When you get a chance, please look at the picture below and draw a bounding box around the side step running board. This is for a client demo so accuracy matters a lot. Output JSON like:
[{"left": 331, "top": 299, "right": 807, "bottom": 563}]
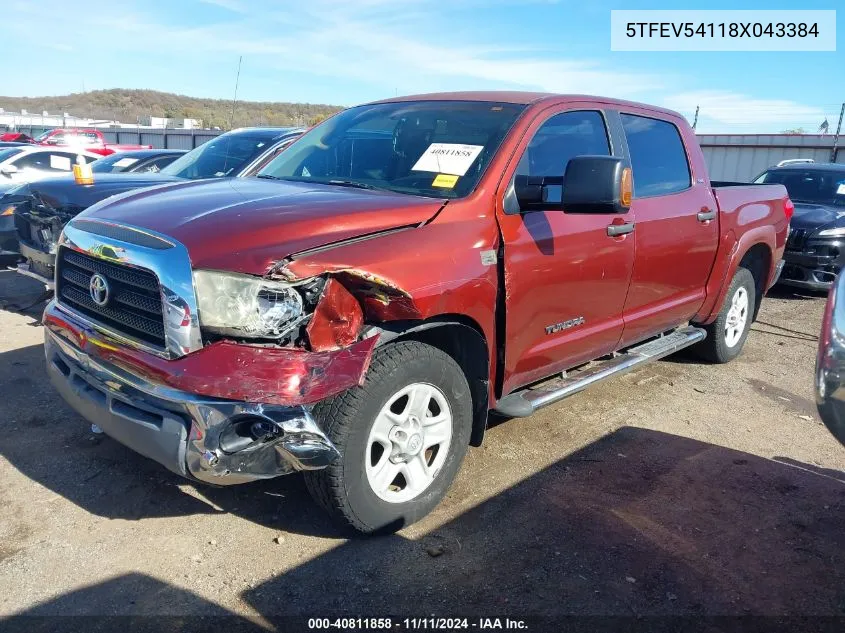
[{"left": 493, "top": 326, "right": 706, "bottom": 418}]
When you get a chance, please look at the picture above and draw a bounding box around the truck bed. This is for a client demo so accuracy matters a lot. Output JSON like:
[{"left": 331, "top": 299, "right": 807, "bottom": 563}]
[{"left": 711, "top": 182, "right": 789, "bottom": 216}]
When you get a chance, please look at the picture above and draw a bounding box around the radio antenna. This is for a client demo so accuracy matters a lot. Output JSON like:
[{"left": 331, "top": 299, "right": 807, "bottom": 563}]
[{"left": 229, "top": 56, "right": 242, "bottom": 130}]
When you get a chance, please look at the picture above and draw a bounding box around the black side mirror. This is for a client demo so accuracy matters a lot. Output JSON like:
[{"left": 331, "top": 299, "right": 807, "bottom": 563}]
[
  {"left": 562, "top": 155, "right": 631, "bottom": 214},
  {"left": 513, "top": 174, "right": 564, "bottom": 211}
]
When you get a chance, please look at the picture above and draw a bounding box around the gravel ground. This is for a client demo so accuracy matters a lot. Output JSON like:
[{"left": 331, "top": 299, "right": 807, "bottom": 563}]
[{"left": 0, "top": 269, "right": 843, "bottom": 623}]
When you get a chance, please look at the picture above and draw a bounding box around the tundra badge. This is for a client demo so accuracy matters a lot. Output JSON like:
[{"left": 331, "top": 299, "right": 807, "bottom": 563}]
[{"left": 545, "top": 316, "right": 585, "bottom": 335}]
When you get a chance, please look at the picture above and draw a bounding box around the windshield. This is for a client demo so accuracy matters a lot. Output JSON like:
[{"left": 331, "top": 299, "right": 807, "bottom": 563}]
[
  {"left": 34, "top": 131, "right": 54, "bottom": 142},
  {"left": 160, "top": 134, "right": 274, "bottom": 179},
  {"left": 0, "top": 148, "right": 24, "bottom": 162},
  {"left": 91, "top": 153, "right": 139, "bottom": 173},
  {"left": 257, "top": 100, "right": 525, "bottom": 198},
  {"left": 755, "top": 168, "right": 845, "bottom": 207}
]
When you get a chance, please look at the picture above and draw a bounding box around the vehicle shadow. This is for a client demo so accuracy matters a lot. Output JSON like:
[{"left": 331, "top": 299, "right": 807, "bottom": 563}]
[
  {"left": 241, "top": 427, "right": 845, "bottom": 616},
  {"left": 0, "top": 342, "right": 343, "bottom": 538},
  {"left": 0, "top": 269, "right": 50, "bottom": 320},
  {"left": 766, "top": 285, "right": 828, "bottom": 301},
  {"left": 3, "top": 428, "right": 844, "bottom": 623},
  {"left": 1, "top": 573, "right": 259, "bottom": 633}
]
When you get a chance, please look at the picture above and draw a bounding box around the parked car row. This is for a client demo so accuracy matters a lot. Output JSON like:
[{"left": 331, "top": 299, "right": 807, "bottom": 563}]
[
  {"left": 0, "top": 147, "right": 181, "bottom": 257},
  {"left": 1, "top": 126, "right": 303, "bottom": 280},
  {"left": 6, "top": 91, "right": 796, "bottom": 534}
]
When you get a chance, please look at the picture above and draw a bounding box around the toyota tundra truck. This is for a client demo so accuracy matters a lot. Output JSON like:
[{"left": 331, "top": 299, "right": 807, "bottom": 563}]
[{"left": 42, "top": 92, "right": 792, "bottom": 534}]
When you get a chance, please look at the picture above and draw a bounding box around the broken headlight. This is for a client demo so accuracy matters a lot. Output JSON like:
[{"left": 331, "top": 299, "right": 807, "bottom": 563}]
[{"left": 193, "top": 269, "right": 308, "bottom": 339}]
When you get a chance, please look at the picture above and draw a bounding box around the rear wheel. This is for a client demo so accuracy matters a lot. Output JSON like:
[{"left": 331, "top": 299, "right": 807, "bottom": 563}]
[
  {"left": 695, "top": 267, "right": 756, "bottom": 363},
  {"left": 304, "top": 341, "right": 472, "bottom": 534}
]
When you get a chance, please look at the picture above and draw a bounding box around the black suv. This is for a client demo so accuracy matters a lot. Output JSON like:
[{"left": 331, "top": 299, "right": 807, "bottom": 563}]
[{"left": 755, "top": 162, "right": 845, "bottom": 291}]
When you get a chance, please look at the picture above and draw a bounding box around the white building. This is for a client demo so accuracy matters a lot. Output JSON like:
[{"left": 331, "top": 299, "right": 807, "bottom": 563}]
[
  {"left": 138, "top": 116, "right": 202, "bottom": 129},
  {"left": 1, "top": 109, "right": 205, "bottom": 132},
  {"left": 0, "top": 108, "right": 91, "bottom": 130}
]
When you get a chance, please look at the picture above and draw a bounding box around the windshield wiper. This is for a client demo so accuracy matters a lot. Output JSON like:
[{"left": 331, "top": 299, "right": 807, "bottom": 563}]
[
  {"left": 326, "top": 179, "right": 382, "bottom": 191},
  {"left": 255, "top": 174, "right": 281, "bottom": 180}
]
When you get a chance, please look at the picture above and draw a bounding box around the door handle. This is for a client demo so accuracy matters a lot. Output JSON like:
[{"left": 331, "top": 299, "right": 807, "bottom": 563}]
[
  {"left": 697, "top": 209, "right": 717, "bottom": 222},
  {"left": 607, "top": 222, "right": 634, "bottom": 237}
]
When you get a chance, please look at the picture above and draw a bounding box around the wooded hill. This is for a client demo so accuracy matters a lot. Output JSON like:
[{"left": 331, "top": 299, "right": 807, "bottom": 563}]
[{"left": 0, "top": 89, "right": 343, "bottom": 129}]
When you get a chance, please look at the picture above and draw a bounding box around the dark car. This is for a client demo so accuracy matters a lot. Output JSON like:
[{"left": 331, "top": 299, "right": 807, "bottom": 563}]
[
  {"left": 816, "top": 271, "right": 845, "bottom": 445},
  {"left": 754, "top": 162, "right": 845, "bottom": 290},
  {"left": 90, "top": 149, "right": 187, "bottom": 174},
  {"left": 5, "top": 127, "right": 303, "bottom": 283}
]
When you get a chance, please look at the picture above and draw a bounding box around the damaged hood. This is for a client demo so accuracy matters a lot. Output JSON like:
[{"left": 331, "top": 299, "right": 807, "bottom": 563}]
[
  {"left": 79, "top": 178, "right": 447, "bottom": 273},
  {"left": 790, "top": 202, "right": 845, "bottom": 233}
]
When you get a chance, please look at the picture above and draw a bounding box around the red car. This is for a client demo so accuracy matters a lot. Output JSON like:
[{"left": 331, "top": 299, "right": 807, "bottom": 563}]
[
  {"left": 42, "top": 92, "right": 791, "bottom": 533},
  {"left": 0, "top": 132, "right": 34, "bottom": 143},
  {"left": 34, "top": 128, "right": 151, "bottom": 156}
]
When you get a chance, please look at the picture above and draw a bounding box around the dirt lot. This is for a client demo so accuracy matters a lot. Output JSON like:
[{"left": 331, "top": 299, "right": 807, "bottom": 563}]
[{"left": 0, "top": 269, "right": 843, "bottom": 625}]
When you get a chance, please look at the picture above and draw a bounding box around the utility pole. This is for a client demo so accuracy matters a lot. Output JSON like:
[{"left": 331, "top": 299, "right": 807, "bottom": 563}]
[
  {"left": 692, "top": 105, "right": 700, "bottom": 130},
  {"left": 831, "top": 102, "right": 845, "bottom": 163},
  {"left": 229, "top": 56, "right": 242, "bottom": 130}
]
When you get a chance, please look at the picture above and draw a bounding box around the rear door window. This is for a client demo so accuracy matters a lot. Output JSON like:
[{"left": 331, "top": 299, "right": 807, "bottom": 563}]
[{"left": 620, "top": 114, "right": 691, "bottom": 197}]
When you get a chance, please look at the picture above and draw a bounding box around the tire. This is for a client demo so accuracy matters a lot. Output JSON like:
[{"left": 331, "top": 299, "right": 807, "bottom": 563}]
[
  {"left": 695, "top": 267, "right": 756, "bottom": 363},
  {"left": 304, "top": 341, "right": 473, "bottom": 535}
]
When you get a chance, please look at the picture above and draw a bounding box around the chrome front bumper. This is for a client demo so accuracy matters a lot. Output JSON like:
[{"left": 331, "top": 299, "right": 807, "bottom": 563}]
[{"left": 45, "top": 328, "right": 340, "bottom": 485}]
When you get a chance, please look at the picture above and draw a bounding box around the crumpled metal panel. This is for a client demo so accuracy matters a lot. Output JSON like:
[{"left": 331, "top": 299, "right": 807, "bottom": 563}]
[
  {"left": 306, "top": 277, "right": 364, "bottom": 352},
  {"left": 44, "top": 306, "right": 378, "bottom": 406}
]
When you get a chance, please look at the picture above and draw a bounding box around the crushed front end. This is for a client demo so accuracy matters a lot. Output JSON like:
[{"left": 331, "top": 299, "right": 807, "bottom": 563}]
[
  {"left": 12, "top": 192, "right": 77, "bottom": 285},
  {"left": 44, "top": 219, "right": 379, "bottom": 484}
]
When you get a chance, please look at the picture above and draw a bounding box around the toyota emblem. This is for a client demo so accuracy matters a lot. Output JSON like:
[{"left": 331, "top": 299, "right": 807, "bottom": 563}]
[{"left": 89, "top": 273, "right": 110, "bottom": 306}]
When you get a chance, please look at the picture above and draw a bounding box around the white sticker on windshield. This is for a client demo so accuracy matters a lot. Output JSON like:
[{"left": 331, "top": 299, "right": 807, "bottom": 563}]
[
  {"left": 50, "top": 155, "right": 72, "bottom": 171},
  {"left": 837, "top": 183, "right": 845, "bottom": 195},
  {"left": 113, "top": 157, "right": 139, "bottom": 168},
  {"left": 412, "top": 143, "right": 484, "bottom": 176}
]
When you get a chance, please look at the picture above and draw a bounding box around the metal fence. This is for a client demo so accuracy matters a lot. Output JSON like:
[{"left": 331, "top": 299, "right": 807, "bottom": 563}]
[
  {"left": 7, "top": 126, "right": 845, "bottom": 182},
  {"left": 698, "top": 134, "right": 845, "bottom": 182},
  {"left": 8, "top": 126, "right": 223, "bottom": 150}
]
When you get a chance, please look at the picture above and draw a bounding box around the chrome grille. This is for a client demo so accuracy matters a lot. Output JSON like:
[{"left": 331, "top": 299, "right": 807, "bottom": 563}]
[{"left": 56, "top": 247, "right": 166, "bottom": 347}]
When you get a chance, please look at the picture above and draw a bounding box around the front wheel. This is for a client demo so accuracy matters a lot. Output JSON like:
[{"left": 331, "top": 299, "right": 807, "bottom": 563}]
[
  {"left": 694, "top": 267, "right": 756, "bottom": 363},
  {"left": 304, "top": 341, "right": 472, "bottom": 534}
]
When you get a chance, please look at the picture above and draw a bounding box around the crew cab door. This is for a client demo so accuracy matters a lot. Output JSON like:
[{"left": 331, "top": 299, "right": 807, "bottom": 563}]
[
  {"left": 496, "top": 105, "right": 635, "bottom": 396},
  {"left": 613, "top": 110, "right": 720, "bottom": 346}
]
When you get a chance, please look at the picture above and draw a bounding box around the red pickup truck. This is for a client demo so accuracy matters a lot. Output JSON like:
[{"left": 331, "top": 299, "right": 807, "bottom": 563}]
[
  {"left": 43, "top": 92, "right": 791, "bottom": 533},
  {"left": 35, "top": 128, "right": 151, "bottom": 156}
]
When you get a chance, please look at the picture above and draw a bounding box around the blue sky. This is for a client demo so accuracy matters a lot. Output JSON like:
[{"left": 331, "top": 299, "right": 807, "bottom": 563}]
[{"left": 6, "top": 0, "right": 843, "bottom": 133}]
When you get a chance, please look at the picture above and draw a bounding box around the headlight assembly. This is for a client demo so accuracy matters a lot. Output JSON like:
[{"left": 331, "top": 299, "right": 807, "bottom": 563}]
[
  {"left": 193, "top": 269, "right": 310, "bottom": 339},
  {"left": 816, "top": 227, "right": 845, "bottom": 238}
]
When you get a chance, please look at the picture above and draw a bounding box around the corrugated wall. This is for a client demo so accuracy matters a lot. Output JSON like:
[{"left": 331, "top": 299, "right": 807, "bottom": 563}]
[{"left": 698, "top": 134, "right": 845, "bottom": 182}]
